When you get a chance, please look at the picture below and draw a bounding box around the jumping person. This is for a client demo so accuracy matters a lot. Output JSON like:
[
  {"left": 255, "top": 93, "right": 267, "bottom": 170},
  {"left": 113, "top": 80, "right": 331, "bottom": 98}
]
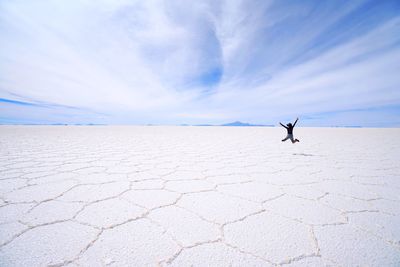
[{"left": 280, "top": 118, "right": 300, "bottom": 143}]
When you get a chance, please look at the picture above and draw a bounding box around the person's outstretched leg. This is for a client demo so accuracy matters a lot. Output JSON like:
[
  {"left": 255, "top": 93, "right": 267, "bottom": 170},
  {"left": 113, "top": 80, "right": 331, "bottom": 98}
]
[
  {"left": 282, "top": 135, "right": 290, "bottom": 142},
  {"left": 290, "top": 136, "right": 300, "bottom": 143}
]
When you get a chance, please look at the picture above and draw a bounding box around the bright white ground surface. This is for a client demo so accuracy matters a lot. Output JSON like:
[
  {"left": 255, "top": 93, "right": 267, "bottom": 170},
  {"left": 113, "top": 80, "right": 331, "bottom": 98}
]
[{"left": 0, "top": 126, "right": 399, "bottom": 267}]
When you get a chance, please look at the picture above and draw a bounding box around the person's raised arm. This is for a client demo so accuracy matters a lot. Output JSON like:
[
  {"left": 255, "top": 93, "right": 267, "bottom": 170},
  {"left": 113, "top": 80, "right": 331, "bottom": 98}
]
[
  {"left": 293, "top": 118, "right": 299, "bottom": 127},
  {"left": 280, "top": 122, "right": 288, "bottom": 129}
]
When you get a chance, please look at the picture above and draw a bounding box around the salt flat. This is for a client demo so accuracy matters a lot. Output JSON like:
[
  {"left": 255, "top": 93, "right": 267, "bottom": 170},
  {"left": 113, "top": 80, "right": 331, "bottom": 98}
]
[{"left": 0, "top": 126, "right": 399, "bottom": 266}]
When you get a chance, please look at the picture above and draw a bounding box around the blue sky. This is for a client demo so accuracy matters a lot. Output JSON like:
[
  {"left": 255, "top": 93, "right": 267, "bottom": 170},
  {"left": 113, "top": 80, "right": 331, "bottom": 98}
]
[{"left": 1, "top": 0, "right": 400, "bottom": 126}]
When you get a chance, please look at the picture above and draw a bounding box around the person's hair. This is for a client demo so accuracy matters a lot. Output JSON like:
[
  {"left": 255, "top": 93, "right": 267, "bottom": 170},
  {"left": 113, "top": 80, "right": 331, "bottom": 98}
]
[{"left": 287, "top": 123, "right": 292, "bottom": 127}]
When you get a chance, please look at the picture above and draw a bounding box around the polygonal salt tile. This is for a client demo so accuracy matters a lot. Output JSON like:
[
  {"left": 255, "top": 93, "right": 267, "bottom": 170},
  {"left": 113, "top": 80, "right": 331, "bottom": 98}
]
[
  {"left": 207, "top": 174, "right": 252, "bottom": 184},
  {"left": 40, "top": 157, "right": 67, "bottom": 164},
  {"left": 318, "top": 180, "right": 381, "bottom": 200},
  {"left": 22, "top": 165, "right": 58, "bottom": 173},
  {"left": 4, "top": 161, "right": 37, "bottom": 169},
  {"left": 284, "top": 256, "right": 334, "bottom": 267},
  {"left": 351, "top": 175, "right": 387, "bottom": 185},
  {"left": 131, "top": 179, "right": 164, "bottom": 190},
  {"left": 175, "top": 164, "right": 206, "bottom": 172},
  {"left": 380, "top": 175, "right": 400, "bottom": 188},
  {"left": 319, "top": 166, "right": 356, "bottom": 181},
  {"left": 19, "top": 171, "right": 57, "bottom": 179},
  {"left": 134, "top": 165, "right": 155, "bottom": 174},
  {"left": 106, "top": 165, "right": 137, "bottom": 174},
  {"left": 224, "top": 212, "right": 316, "bottom": 264},
  {"left": 21, "top": 201, "right": 83, "bottom": 226},
  {"left": 365, "top": 184, "right": 400, "bottom": 201},
  {"left": 217, "top": 182, "right": 283, "bottom": 202},
  {"left": 93, "top": 160, "right": 120, "bottom": 168},
  {"left": 177, "top": 191, "right": 261, "bottom": 224},
  {"left": 121, "top": 189, "right": 180, "bottom": 209},
  {"left": 0, "top": 164, "right": 10, "bottom": 171},
  {"left": 320, "top": 193, "right": 375, "bottom": 212},
  {"left": 263, "top": 195, "right": 345, "bottom": 225},
  {"left": 75, "top": 198, "right": 146, "bottom": 228},
  {"left": 165, "top": 180, "right": 215, "bottom": 193},
  {"left": 337, "top": 167, "right": 385, "bottom": 179},
  {"left": 76, "top": 219, "right": 179, "bottom": 266},
  {"left": 281, "top": 184, "right": 328, "bottom": 200},
  {"left": 155, "top": 162, "right": 179, "bottom": 169},
  {"left": 66, "top": 158, "right": 96, "bottom": 164},
  {"left": 59, "top": 181, "right": 129, "bottom": 202},
  {"left": 128, "top": 171, "right": 160, "bottom": 181},
  {"left": 370, "top": 199, "right": 400, "bottom": 215},
  {"left": 348, "top": 212, "right": 400, "bottom": 246},
  {"left": 74, "top": 173, "right": 126, "bottom": 184},
  {"left": 63, "top": 262, "right": 79, "bottom": 267},
  {"left": 167, "top": 242, "right": 271, "bottom": 266},
  {"left": 195, "top": 163, "right": 226, "bottom": 173},
  {"left": 30, "top": 172, "right": 78, "bottom": 184},
  {"left": 0, "top": 178, "right": 27, "bottom": 195},
  {"left": 148, "top": 206, "right": 220, "bottom": 247},
  {"left": 203, "top": 168, "right": 248, "bottom": 177},
  {"left": 0, "top": 222, "right": 28, "bottom": 246},
  {"left": 262, "top": 171, "right": 322, "bottom": 186},
  {"left": 55, "top": 163, "right": 92, "bottom": 172},
  {"left": 163, "top": 170, "right": 204, "bottom": 181},
  {"left": 72, "top": 166, "right": 107, "bottom": 175},
  {"left": 0, "top": 173, "right": 23, "bottom": 181},
  {"left": 148, "top": 168, "right": 176, "bottom": 177},
  {"left": 245, "top": 171, "right": 278, "bottom": 180},
  {"left": 314, "top": 224, "right": 400, "bottom": 266},
  {"left": 0, "top": 203, "right": 35, "bottom": 224},
  {"left": 0, "top": 221, "right": 99, "bottom": 266},
  {"left": 4, "top": 180, "right": 77, "bottom": 203}
]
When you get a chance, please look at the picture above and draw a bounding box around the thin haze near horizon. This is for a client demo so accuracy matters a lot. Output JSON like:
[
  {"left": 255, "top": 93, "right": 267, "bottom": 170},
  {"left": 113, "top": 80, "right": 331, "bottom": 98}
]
[{"left": 1, "top": 0, "right": 400, "bottom": 127}]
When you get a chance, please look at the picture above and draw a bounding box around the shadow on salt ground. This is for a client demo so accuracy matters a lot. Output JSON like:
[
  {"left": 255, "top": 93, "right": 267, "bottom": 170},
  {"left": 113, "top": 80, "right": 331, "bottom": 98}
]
[
  {"left": 292, "top": 153, "right": 326, "bottom": 157},
  {"left": 292, "top": 153, "right": 315, "bottom": 157}
]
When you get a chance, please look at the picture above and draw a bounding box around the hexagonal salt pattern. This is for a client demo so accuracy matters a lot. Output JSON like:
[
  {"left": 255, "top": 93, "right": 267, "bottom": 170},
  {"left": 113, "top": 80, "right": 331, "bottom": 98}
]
[
  {"left": 224, "top": 212, "right": 317, "bottom": 264},
  {"left": 148, "top": 206, "right": 220, "bottom": 247},
  {"left": 75, "top": 219, "right": 180, "bottom": 266},
  {"left": 0, "top": 222, "right": 99, "bottom": 266},
  {"left": 167, "top": 242, "right": 271, "bottom": 266},
  {"left": 0, "top": 126, "right": 399, "bottom": 266},
  {"left": 75, "top": 198, "right": 146, "bottom": 228},
  {"left": 314, "top": 224, "right": 400, "bottom": 266}
]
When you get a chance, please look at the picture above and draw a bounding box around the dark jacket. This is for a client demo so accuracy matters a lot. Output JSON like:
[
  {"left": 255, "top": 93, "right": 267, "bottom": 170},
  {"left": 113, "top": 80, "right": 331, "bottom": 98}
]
[{"left": 280, "top": 118, "right": 298, "bottom": 134}]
